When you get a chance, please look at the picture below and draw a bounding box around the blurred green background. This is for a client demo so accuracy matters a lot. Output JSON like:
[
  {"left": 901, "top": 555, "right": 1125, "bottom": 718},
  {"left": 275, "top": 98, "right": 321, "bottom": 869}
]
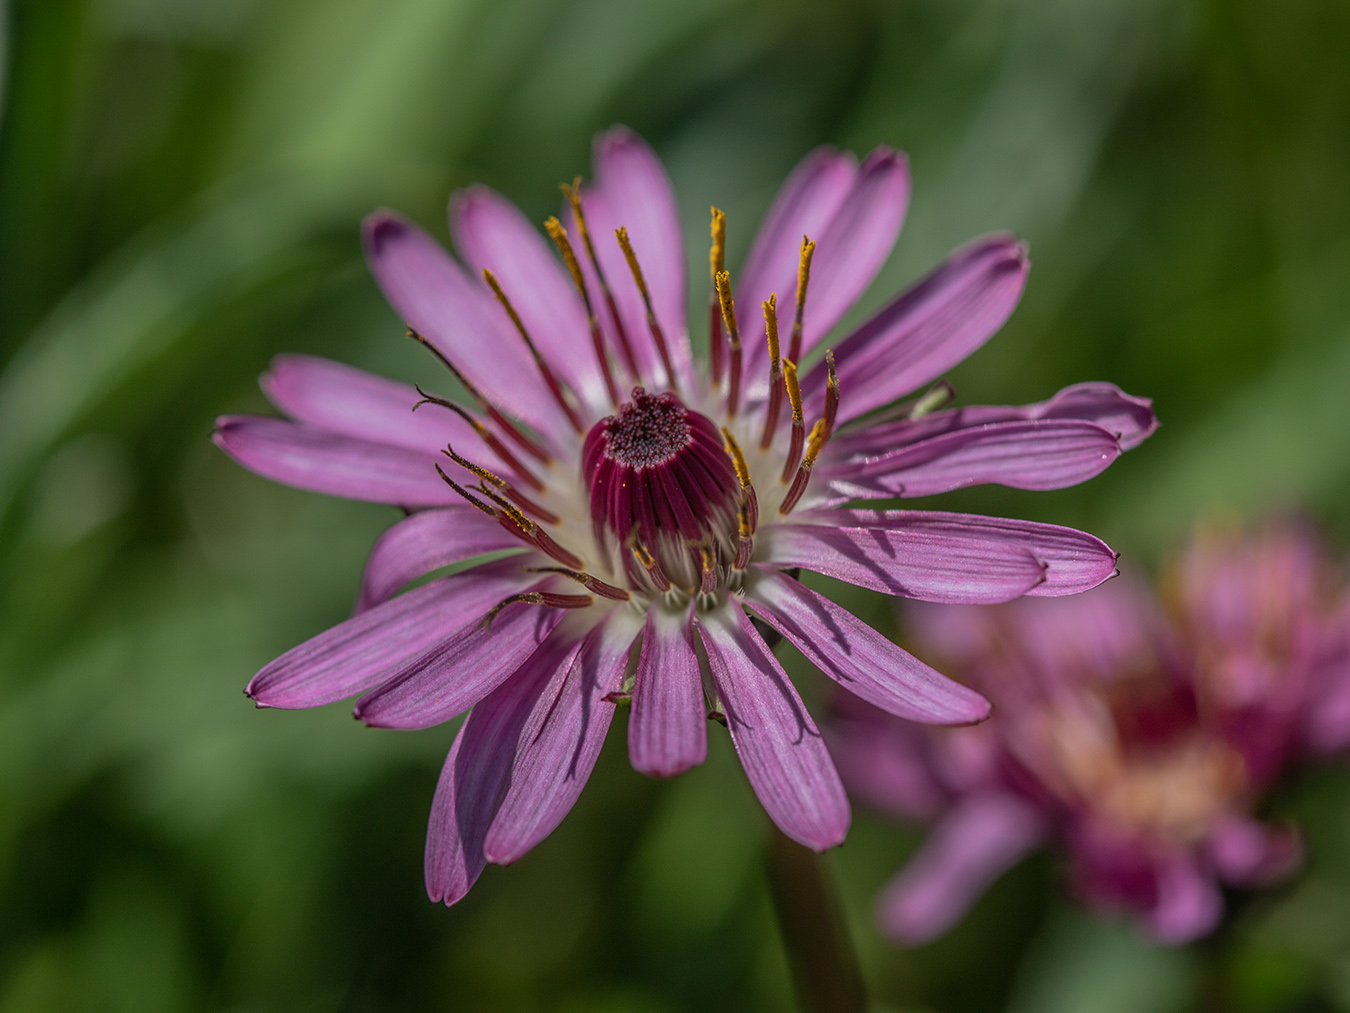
[{"left": 2, "top": 0, "right": 1349, "bottom": 1009}]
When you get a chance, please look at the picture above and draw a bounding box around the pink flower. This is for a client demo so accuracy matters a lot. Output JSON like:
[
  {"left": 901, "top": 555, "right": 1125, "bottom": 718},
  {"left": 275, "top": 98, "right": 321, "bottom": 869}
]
[
  {"left": 831, "top": 524, "right": 1350, "bottom": 945},
  {"left": 214, "top": 127, "right": 1155, "bottom": 906}
]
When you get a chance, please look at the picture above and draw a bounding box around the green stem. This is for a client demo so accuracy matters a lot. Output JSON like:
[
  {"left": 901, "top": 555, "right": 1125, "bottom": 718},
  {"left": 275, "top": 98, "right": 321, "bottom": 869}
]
[{"left": 765, "top": 824, "right": 867, "bottom": 1013}]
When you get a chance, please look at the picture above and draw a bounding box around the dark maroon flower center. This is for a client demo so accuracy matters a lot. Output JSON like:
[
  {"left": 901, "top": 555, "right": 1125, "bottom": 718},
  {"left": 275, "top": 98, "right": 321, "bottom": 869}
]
[{"left": 582, "top": 388, "right": 740, "bottom": 588}]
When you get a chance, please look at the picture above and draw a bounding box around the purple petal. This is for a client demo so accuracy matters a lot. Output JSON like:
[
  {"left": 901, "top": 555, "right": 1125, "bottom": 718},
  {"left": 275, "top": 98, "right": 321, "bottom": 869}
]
[
  {"left": 797, "top": 148, "right": 911, "bottom": 356},
  {"left": 697, "top": 599, "right": 850, "bottom": 851},
  {"left": 764, "top": 518, "right": 1047, "bottom": 604},
  {"left": 1207, "top": 815, "right": 1303, "bottom": 887},
  {"left": 738, "top": 148, "right": 858, "bottom": 386},
  {"left": 362, "top": 211, "right": 569, "bottom": 438},
  {"left": 213, "top": 415, "right": 458, "bottom": 507},
  {"left": 798, "top": 509, "right": 1120, "bottom": 598},
  {"left": 484, "top": 607, "right": 645, "bottom": 864},
  {"left": 450, "top": 186, "right": 605, "bottom": 410},
  {"left": 823, "top": 703, "right": 950, "bottom": 820},
  {"left": 355, "top": 507, "right": 525, "bottom": 612},
  {"left": 1304, "top": 652, "right": 1350, "bottom": 753},
  {"left": 877, "top": 793, "right": 1044, "bottom": 944},
  {"left": 1146, "top": 855, "right": 1223, "bottom": 944},
  {"left": 247, "top": 556, "right": 535, "bottom": 708},
  {"left": 261, "top": 354, "right": 493, "bottom": 461},
  {"left": 424, "top": 645, "right": 568, "bottom": 905},
  {"left": 743, "top": 567, "right": 988, "bottom": 724},
  {"left": 629, "top": 602, "right": 707, "bottom": 777},
  {"left": 572, "top": 127, "right": 690, "bottom": 387},
  {"left": 822, "top": 419, "right": 1122, "bottom": 500},
  {"left": 832, "top": 381, "right": 1158, "bottom": 459},
  {"left": 806, "top": 235, "right": 1028, "bottom": 424},
  {"left": 353, "top": 597, "right": 567, "bottom": 730}
]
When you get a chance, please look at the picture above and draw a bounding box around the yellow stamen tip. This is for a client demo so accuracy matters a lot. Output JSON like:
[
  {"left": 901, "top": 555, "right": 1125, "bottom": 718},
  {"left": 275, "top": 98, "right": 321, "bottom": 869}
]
[
  {"left": 721, "top": 427, "right": 752, "bottom": 489},
  {"left": 803, "top": 419, "right": 827, "bottom": 468},
  {"left": 715, "top": 269, "right": 738, "bottom": 343},
  {"left": 783, "top": 359, "right": 803, "bottom": 423},
  {"left": 615, "top": 226, "right": 651, "bottom": 303},
  {"left": 763, "top": 293, "right": 780, "bottom": 363},
  {"left": 796, "top": 236, "right": 816, "bottom": 315},
  {"left": 710, "top": 207, "right": 726, "bottom": 279}
]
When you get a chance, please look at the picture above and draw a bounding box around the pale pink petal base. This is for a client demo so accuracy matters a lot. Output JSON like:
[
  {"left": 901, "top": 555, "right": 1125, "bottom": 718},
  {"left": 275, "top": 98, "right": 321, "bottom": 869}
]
[{"left": 629, "top": 602, "right": 707, "bottom": 778}]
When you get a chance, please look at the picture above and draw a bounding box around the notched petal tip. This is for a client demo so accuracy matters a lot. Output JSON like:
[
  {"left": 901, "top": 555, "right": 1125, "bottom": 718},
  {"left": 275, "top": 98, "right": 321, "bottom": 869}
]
[{"left": 361, "top": 209, "right": 411, "bottom": 258}]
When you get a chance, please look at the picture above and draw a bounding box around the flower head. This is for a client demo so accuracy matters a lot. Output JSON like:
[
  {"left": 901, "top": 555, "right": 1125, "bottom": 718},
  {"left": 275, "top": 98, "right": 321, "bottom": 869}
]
[
  {"left": 214, "top": 127, "right": 1155, "bottom": 905},
  {"left": 830, "top": 523, "right": 1350, "bottom": 945}
]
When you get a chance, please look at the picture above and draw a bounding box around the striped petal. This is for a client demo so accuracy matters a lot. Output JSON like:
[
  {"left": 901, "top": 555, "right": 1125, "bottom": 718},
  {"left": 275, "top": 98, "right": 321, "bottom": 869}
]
[
  {"left": 261, "top": 354, "right": 493, "bottom": 460},
  {"left": 484, "top": 606, "right": 645, "bottom": 864},
  {"left": 697, "top": 598, "right": 849, "bottom": 851},
  {"left": 362, "top": 211, "right": 570, "bottom": 438},
  {"left": 353, "top": 596, "right": 565, "bottom": 730},
  {"left": 806, "top": 235, "right": 1028, "bottom": 423},
  {"left": 629, "top": 601, "right": 706, "bottom": 778},
  {"left": 797, "top": 509, "right": 1119, "bottom": 598},
  {"left": 764, "top": 518, "right": 1047, "bottom": 604},
  {"left": 247, "top": 556, "right": 534, "bottom": 708},
  {"left": 450, "top": 186, "right": 605, "bottom": 410},
  {"left": 822, "top": 419, "right": 1122, "bottom": 500},
  {"left": 355, "top": 507, "right": 525, "bottom": 612},
  {"left": 213, "top": 415, "right": 457, "bottom": 507},
  {"left": 743, "top": 567, "right": 989, "bottom": 724}
]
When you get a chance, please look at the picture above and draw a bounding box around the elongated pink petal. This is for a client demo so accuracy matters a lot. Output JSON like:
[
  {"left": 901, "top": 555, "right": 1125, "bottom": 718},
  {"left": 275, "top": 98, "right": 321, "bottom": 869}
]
[
  {"left": 697, "top": 599, "right": 849, "bottom": 851},
  {"left": 738, "top": 148, "right": 858, "bottom": 387},
  {"left": 571, "top": 127, "right": 690, "bottom": 387},
  {"left": 450, "top": 186, "right": 605, "bottom": 410},
  {"left": 1147, "top": 855, "right": 1223, "bottom": 944},
  {"left": 425, "top": 646, "right": 570, "bottom": 905},
  {"left": 807, "top": 235, "right": 1028, "bottom": 424},
  {"left": 877, "top": 793, "right": 1044, "bottom": 944},
  {"left": 1207, "top": 815, "right": 1302, "bottom": 887},
  {"left": 798, "top": 509, "right": 1120, "bottom": 597},
  {"left": 763, "top": 520, "right": 1047, "bottom": 604},
  {"left": 743, "top": 567, "right": 989, "bottom": 724},
  {"left": 355, "top": 507, "right": 526, "bottom": 612},
  {"left": 797, "top": 148, "right": 911, "bottom": 356},
  {"left": 822, "top": 419, "right": 1122, "bottom": 500},
  {"left": 831, "top": 381, "right": 1158, "bottom": 459},
  {"left": 261, "top": 354, "right": 493, "bottom": 460},
  {"left": 213, "top": 415, "right": 456, "bottom": 507},
  {"left": 362, "top": 212, "right": 569, "bottom": 437},
  {"left": 353, "top": 598, "right": 566, "bottom": 729},
  {"left": 247, "top": 556, "right": 535, "bottom": 708},
  {"left": 629, "top": 602, "right": 707, "bottom": 777},
  {"left": 484, "top": 607, "right": 645, "bottom": 864},
  {"left": 824, "top": 704, "right": 950, "bottom": 820}
]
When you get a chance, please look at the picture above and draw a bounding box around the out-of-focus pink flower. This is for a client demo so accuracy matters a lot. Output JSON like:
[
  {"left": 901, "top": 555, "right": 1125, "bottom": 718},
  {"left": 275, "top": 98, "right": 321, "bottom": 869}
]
[
  {"left": 214, "top": 127, "right": 1155, "bottom": 906},
  {"left": 831, "top": 524, "right": 1350, "bottom": 945}
]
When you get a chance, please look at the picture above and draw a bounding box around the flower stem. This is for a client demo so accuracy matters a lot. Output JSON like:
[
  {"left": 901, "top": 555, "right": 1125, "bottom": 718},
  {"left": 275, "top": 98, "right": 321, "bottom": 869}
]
[{"left": 765, "top": 824, "right": 867, "bottom": 1013}]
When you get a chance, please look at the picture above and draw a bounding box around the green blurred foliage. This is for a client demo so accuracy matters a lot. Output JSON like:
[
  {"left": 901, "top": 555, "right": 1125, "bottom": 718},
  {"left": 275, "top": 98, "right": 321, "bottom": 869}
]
[{"left": 0, "top": 0, "right": 1348, "bottom": 1009}]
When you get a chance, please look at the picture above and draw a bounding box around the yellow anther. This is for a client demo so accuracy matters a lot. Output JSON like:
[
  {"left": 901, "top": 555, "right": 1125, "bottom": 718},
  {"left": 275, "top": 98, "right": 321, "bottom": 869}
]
[
  {"left": 710, "top": 207, "right": 726, "bottom": 280},
  {"left": 795, "top": 235, "right": 816, "bottom": 321},
  {"left": 721, "top": 428, "right": 752, "bottom": 490},
  {"left": 615, "top": 226, "right": 651, "bottom": 303},
  {"left": 763, "top": 293, "right": 780, "bottom": 365},
  {"left": 715, "top": 269, "right": 739, "bottom": 345},
  {"left": 442, "top": 446, "right": 506, "bottom": 489},
  {"left": 545, "top": 217, "right": 590, "bottom": 308},
  {"left": 783, "top": 359, "right": 803, "bottom": 425},
  {"left": 802, "top": 419, "right": 828, "bottom": 470}
]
